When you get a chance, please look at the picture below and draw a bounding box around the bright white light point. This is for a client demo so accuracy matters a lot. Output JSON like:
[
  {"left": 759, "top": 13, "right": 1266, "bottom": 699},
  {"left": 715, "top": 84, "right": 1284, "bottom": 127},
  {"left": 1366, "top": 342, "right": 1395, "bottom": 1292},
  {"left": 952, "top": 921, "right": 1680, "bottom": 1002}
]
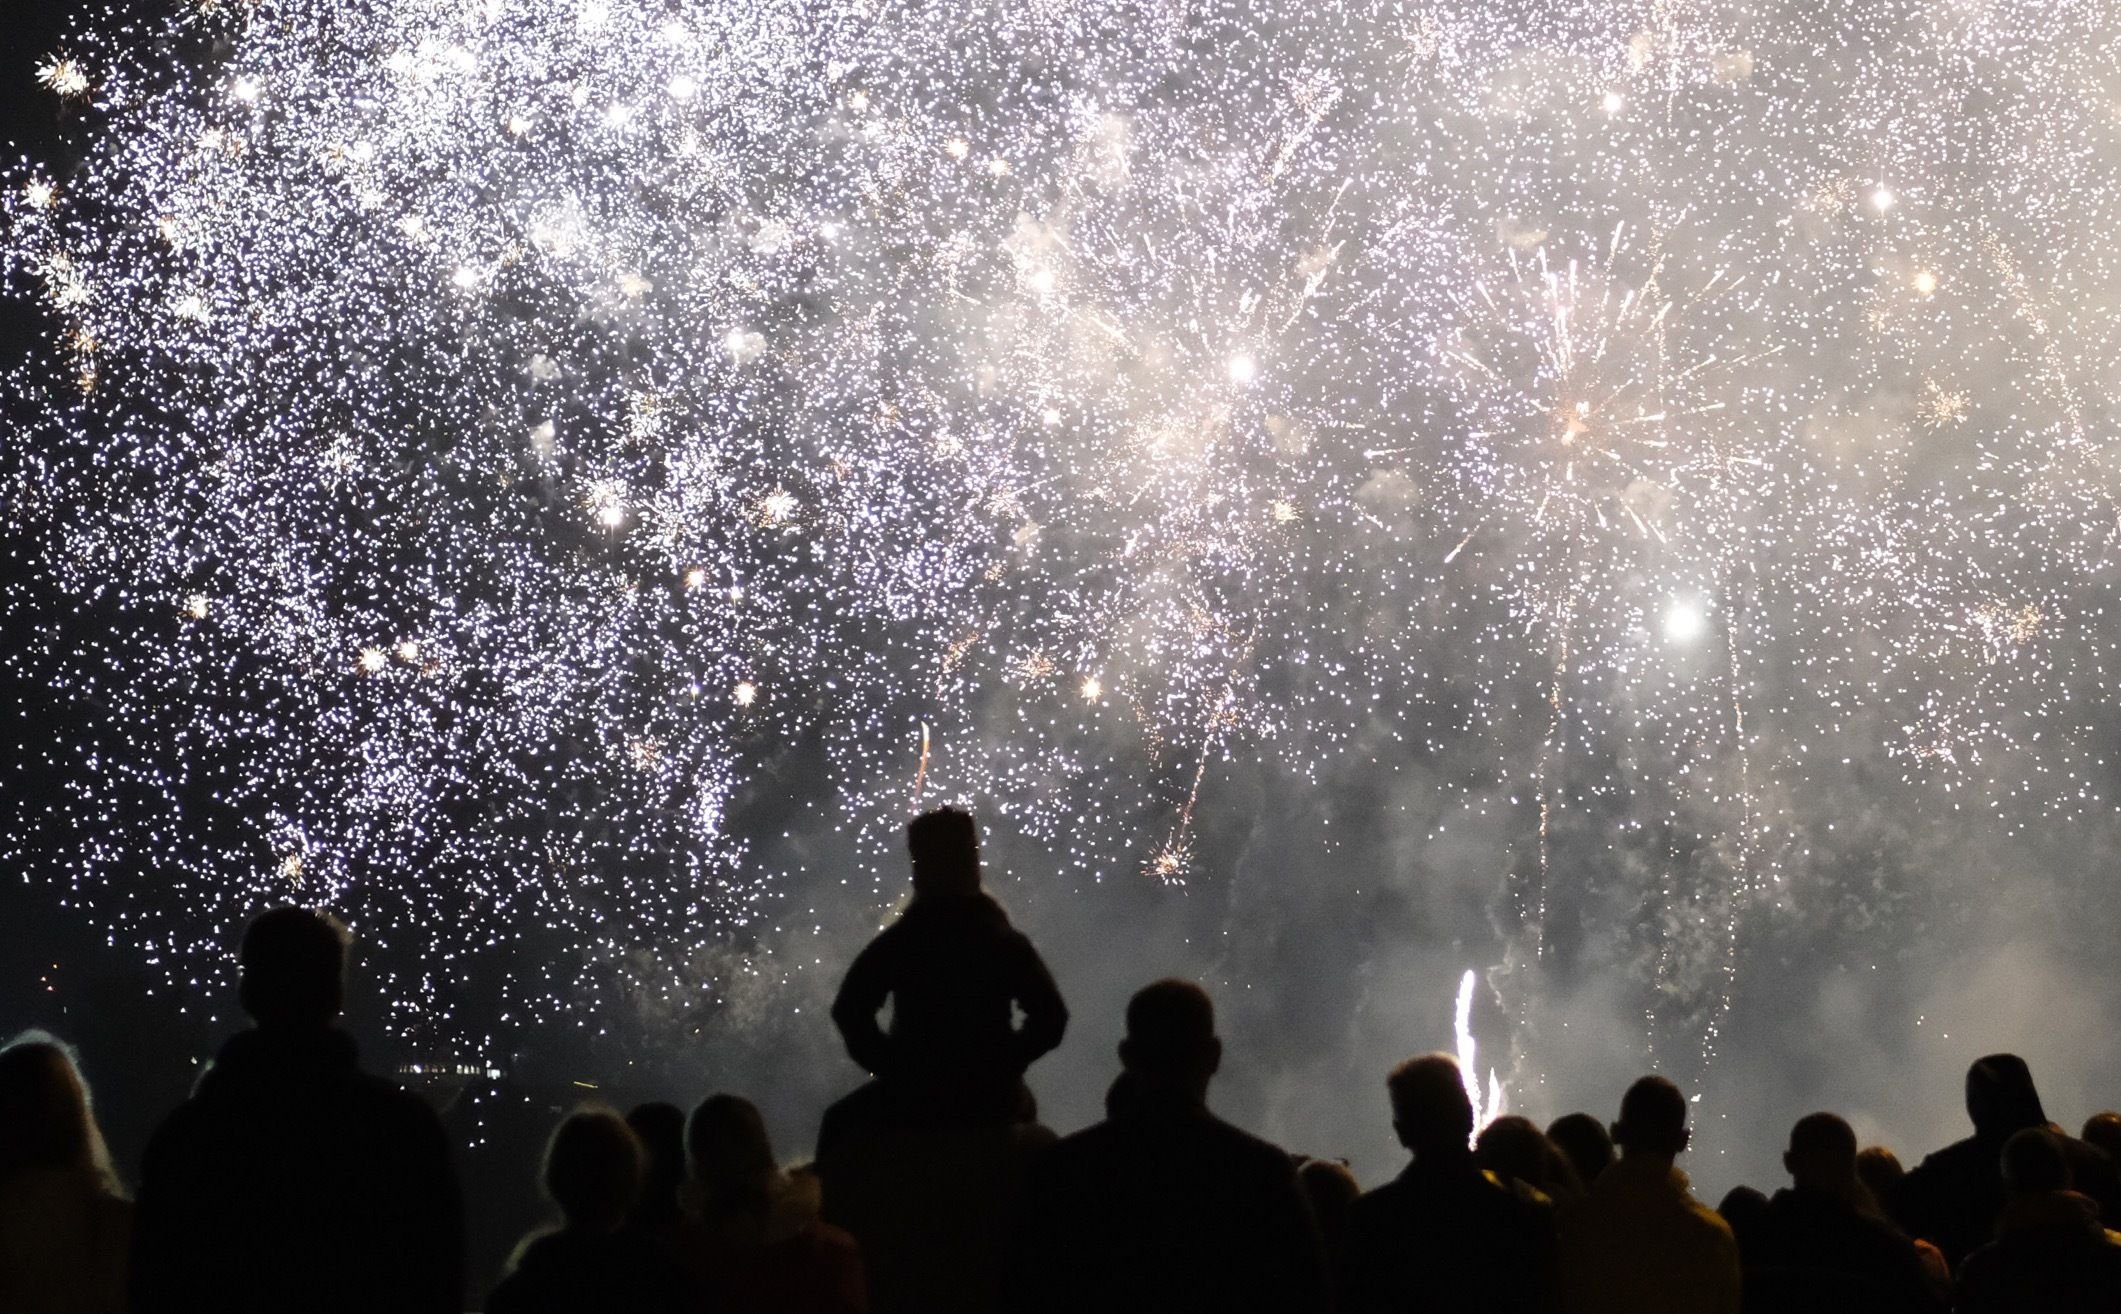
[
  {"left": 232, "top": 77, "right": 261, "bottom": 104},
  {"left": 1663, "top": 597, "right": 1709, "bottom": 643},
  {"left": 505, "top": 114, "right": 532, "bottom": 136},
  {"left": 848, "top": 90, "right": 869, "bottom": 112},
  {"left": 451, "top": 266, "right": 480, "bottom": 291},
  {"left": 1080, "top": 675, "right": 1103, "bottom": 702},
  {"left": 357, "top": 646, "right": 389, "bottom": 673},
  {"left": 1601, "top": 90, "right": 1625, "bottom": 113},
  {"left": 1871, "top": 186, "right": 1896, "bottom": 212},
  {"left": 596, "top": 501, "right": 626, "bottom": 528},
  {"left": 182, "top": 593, "right": 210, "bottom": 620},
  {"left": 1027, "top": 268, "right": 1056, "bottom": 295},
  {"left": 987, "top": 157, "right": 1011, "bottom": 176},
  {"left": 396, "top": 640, "right": 421, "bottom": 663},
  {"left": 945, "top": 138, "right": 971, "bottom": 160},
  {"left": 683, "top": 566, "right": 707, "bottom": 590},
  {"left": 24, "top": 181, "right": 55, "bottom": 210},
  {"left": 1228, "top": 353, "right": 1258, "bottom": 384},
  {"left": 1913, "top": 269, "right": 1938, "bottom": 295},
  {"left": 1041, "top": 406, "right": 1062, "bottom": 426},
  {"left": 732, "top": 680, "right": 759, "bottom": 707},
  {"left": 667, "top": 75, "right": 698, "bottom": 102}
]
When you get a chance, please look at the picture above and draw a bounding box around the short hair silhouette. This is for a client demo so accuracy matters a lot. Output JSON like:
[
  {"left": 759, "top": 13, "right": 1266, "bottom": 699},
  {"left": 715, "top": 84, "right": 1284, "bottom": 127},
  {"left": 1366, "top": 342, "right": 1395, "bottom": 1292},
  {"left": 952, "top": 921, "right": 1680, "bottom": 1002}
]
[
  {"left": 1120, "top": 979, "right": 1219, "bottom": 1081},
  {"left": 1387, "top": 1053, "right": 1473, "bottom": 1155},
  {"left": 1547, "top": 1111, "right": 1615, "bottom": 1184},
  {"left": 2082, "top": 1111, "right": 2121, "bottom": 1161},
  {"left": 1966, "top": 1054, "right": 2046, "bottom": 1137},
  {"left": 1718, "top": 1184, "right": 1769, "bottom": 1232},
  {"left": 2000, "top": 1126, "right": 2070, "bottom": 1195},
  {"left": 1787, "top": 1111, "right": 1858, "bottom": 1165},
  {"left": 907, "top": 806, "right": 981, "bottom": 897},
  {"left": 687, "top": 1093, "right": 777, "bottom": 1211},
  {"left": 1613, "top": 1075, "right": 1689, "bottom": 1155},
  {"left": 1783, "top": 1112, "right": 1859, "bottom": 1193},
  {"left": 0, "top": 1031, "right": 113, "bottom": 1182},
  {"left": 238, "top": 907, "right": 349, "bottom": 1027},
  {"left": 543, "top": 1105, "right": 642, "bottom": 1232}
]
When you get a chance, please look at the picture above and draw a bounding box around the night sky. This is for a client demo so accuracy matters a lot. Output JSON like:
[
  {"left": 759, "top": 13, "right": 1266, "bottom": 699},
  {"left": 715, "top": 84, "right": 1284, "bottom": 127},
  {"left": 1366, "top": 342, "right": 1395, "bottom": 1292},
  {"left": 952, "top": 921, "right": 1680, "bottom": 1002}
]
[{"left": 5, "top": 0, "right": 2121, "bottom": 1228}]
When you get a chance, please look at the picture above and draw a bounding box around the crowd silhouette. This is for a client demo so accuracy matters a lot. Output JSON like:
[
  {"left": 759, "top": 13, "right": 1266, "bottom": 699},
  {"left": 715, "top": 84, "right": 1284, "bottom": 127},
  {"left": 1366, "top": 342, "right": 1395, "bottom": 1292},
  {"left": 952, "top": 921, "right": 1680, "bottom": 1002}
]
[{"left": 3, "top": 805, "right": 2120, "bottom": 1312}]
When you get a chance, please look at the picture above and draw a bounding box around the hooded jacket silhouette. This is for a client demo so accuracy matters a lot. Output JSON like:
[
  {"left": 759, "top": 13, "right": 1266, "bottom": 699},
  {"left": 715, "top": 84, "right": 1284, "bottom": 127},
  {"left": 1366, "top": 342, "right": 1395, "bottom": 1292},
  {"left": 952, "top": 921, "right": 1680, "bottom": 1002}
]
[
  {"left": 1890, "top": 1054, "right": 2119, "bottom": 1268},
  {"left": 130, "top": 1028, "right": 463, "bottom": 1314}
]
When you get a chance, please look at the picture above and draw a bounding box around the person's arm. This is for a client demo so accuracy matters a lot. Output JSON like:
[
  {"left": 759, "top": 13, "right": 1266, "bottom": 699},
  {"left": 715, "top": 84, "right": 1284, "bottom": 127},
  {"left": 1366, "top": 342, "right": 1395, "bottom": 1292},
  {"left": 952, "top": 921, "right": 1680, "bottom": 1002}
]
[
  {"left": 1005, "top": 932, "right": 1068, "bottom": 1071},
  {"left": 831, "top": 932, "right": 897, "bottom": 1077}
]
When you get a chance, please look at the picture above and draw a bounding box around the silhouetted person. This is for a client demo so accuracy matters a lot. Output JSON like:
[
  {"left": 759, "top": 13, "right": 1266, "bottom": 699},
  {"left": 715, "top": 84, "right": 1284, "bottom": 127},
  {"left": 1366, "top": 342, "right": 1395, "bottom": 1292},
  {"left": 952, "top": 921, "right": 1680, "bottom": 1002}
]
[
  {"left": 1717, "top": 1185, "right": 1769, "bottom": 1252},
  {"left": 1890, "top": 1054, "right": 2118, "bottom": 1268},
  {"left": 1479, "top": 1113, "right": 1586, "bottom": 1205},
  {"left": 817, "top": 811, "right": 1061, "bottom": 1313},
  {"left": 1557, "top": 1074, "right": 1739, "bottom": 1314},
  {"left": 669, "top": 1094, "right": 866, "bottom": 1314},
  {"left": 1858, "top": 1144, "right": 1908, "bottom": 1205},
  {"left": 1342, "top": 1054, "right": 1557, "bottom": 1313},
  {"left": 1957, "top": 1127, "right": 2121, "bottom": 1313},
  {"left": 130, "top": 908, "right": 463, "bottom": 1314},
  {"left": 2086, "top": 1113, "right": 2121, "bottom": 1167},
  {"left": 1861, "top": 1144, "right": 1955, "bottom": 1291},
  {"left": 487, "top": 1105, "right": 686, "bottom": 1314},
  {"left": 1742, "top": 1113, "right": 1938, "bottom": 1314},
  {"left": 1548, "top": 1111, "right": 1614, "bottom": 1188},
  {"left": 625, "top": 1101, "right": 687, "bottom": 1235},
  {"left": 0, "top": 1032, "right": 131, "bottom": 1314},
  {"left": 1297, "top": 1157, "right": 1362, "bottom": 1309},
  {"left": 1006, "top": 979, "right": 1326, "bottom": 1314},
  {"left": 823, "top": 807, "right": 1067, "bottom": 1149}
]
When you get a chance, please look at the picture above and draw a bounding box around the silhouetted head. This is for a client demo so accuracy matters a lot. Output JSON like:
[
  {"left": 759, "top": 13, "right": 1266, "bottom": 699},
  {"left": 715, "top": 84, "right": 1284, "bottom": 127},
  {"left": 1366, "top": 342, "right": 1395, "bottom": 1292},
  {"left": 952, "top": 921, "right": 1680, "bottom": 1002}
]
[
  {"left": 1548, "top": 1111, "right": 1616, "bottom": 1185},
  {"left": 625, "top": 1101, "right": 686, "bottom": 1225},
  {"left": 687, "top": 1093, "right": 778, "bottom": 1212},
  {"left": 1966, "top": 1054, "right": 2046, "bottom": 1140},
  {"left": 0, "top": 1032, "right": 114, "bottom": 1185},
  {"left": 2000, "top": 1126, "right": 2070, "bottom": 1197},
  {"left": 1718, "top": 1185, "right": 1769, "bottom": 1239},
  {"left": 1118, "top": 979, "right": 1221, "bottom": 1101},
  {"left": 2081, "top": 1112, "right": 2121, "bottom": 1163},
  {"left": 238, "top": 907, "right": 348, "bottom": 1029},
  {"left": 543, "top": 1105, "right": 643, "bottom": 1233},
  {"left": 1783, "top": 1112, "right": 1859, "bottom": 1191},
  {"left": 1297, "top": 1158, "right": 1360, "bottom": 1240},
  {"left": 1477, "top": 1114, "right": 1580, "bottom": 1198},
  {"left": 1387, "top": 1053, "right": 1473, "bottom": 1157},
  {"left": 1855, "top": 1145, "right": 1905, "bottom": 1205},
  {"left": 907, "top": 807, "right": 982, "bottom": 898},
  {"left": 1613, "top": 1075, "right": 1690, "bottom": 1160}
]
